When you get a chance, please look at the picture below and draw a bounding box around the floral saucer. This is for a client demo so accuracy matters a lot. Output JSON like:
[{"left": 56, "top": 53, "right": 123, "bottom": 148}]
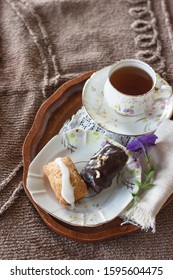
[
  {"left": 82, "top": 66, "right": 173, "bottom": 136},
  {"left": 26, "top": 129, "right": 141, "bottom": 227}
]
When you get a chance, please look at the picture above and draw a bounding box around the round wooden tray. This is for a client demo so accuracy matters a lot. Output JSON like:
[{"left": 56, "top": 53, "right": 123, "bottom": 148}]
[{"left": 22, "top": 71, "right": 173, "bottom": 242}]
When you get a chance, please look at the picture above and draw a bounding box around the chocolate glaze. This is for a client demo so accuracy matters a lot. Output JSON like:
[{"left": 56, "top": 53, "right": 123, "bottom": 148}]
[{"left": 80, "top": 142, "right": 128, "bottom": 193}]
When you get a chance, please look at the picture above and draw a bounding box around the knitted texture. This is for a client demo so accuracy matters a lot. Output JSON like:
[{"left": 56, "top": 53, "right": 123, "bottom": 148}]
[{"left": 1, "top": 0, "right": 173, "bottom": 259}]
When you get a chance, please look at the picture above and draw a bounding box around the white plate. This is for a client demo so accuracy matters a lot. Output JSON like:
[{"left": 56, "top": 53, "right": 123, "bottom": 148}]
[
  {"left": 26, "top": 129, "right": 141, "bottom": 227},
  {"left": 82, "top": 66, "right": 173, "bottom": 136}
]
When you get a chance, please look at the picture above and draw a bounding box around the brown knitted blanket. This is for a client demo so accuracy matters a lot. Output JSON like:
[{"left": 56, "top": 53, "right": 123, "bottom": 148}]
[{"left": 1, "top": 0, "right": 173, "bottom": 259}]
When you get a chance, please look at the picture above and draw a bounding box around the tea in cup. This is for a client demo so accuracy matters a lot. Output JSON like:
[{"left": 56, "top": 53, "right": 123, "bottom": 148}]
[{"left": 104, "top": 59, "right": 172, "bottom": 116}]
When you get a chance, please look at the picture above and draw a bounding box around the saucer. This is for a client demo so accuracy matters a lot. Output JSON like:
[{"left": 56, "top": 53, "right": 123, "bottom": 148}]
[
  {"left": 26, "top": 129, "right": 141, "bottom": 227},
  {"left": 82, "top": 66, "right": 173, "bottom": 136}
]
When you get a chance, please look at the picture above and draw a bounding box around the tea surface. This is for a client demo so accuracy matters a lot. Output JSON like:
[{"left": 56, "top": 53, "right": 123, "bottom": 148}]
[{"left": 110, "top": 66, "right": 153, "bottom": 95}]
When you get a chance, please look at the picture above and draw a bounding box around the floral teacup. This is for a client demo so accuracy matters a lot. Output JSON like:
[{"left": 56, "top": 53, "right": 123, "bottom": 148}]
[{"left": 104, "top": 59, "right": 172, "bottom": 116}]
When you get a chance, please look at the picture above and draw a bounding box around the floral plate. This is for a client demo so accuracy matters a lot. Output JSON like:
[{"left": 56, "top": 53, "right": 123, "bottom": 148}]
[
  {"left": 26, "top": 129, "right": 141, "bottom": 227},
  {"left": 82, "top": 66, "right": 173, "bottom": 136}
]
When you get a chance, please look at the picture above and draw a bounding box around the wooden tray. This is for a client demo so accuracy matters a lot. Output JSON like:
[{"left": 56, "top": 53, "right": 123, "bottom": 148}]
[{"left": 22, "top": 71, "right": 173, "bottom": 242}]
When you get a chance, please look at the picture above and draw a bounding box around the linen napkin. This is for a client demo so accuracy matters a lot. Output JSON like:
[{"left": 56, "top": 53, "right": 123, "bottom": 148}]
[{"left": 121, "top": 118, "right": 173, "bottom": 232}]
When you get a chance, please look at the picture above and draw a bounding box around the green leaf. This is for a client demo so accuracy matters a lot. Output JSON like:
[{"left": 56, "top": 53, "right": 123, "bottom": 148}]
[
  {"left": 141, "top": 183, "right": 155, "bottom": 189},
  {"left": 146, "top": 170, "right": 155, "bottom": 181},
  {"left": 132, "top": 193, "right": 139, "bottom": 205},
  {"left": 134, "top": 179, "right": 142, "bottom": 188}
]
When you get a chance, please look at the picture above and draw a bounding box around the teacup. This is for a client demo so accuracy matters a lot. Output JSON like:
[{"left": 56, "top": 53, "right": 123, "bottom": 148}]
[{"left": 104, "top": 59, "right": 172, "bottom": 116}]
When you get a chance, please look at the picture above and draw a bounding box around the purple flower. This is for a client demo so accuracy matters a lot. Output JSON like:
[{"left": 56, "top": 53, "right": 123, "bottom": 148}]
[
  {"left": 138, "top": 134, "right": 158, "bottom": 147},
  {"left": 127, "top": 134, "right": 158, "bottom": 152},
  {"left": 123, "top": 108, "right": 134, "bottom": 114},
  {"left": 126, "top": 139, "right": 143, "bottom": 152}
]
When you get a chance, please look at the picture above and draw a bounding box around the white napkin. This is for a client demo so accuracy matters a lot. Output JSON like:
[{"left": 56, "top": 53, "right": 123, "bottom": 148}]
[{"left": 121, "top": 119, "right": 173, "bottom": 232}]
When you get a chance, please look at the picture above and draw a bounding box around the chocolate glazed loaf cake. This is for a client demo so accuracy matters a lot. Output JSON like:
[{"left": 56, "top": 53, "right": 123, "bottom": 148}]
[{"left": 80, "top": 142, "right": 128, "bottom": 193}]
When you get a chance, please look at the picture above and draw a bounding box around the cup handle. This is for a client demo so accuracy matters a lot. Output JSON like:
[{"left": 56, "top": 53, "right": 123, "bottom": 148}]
[{"left": 154, "top": 84, "right": 172, "bottom": 100}]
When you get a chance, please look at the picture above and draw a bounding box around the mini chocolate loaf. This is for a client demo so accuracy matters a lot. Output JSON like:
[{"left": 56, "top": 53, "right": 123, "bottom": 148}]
[{"left": 80, "top": 142, "right": 128, "bottom": 193}]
